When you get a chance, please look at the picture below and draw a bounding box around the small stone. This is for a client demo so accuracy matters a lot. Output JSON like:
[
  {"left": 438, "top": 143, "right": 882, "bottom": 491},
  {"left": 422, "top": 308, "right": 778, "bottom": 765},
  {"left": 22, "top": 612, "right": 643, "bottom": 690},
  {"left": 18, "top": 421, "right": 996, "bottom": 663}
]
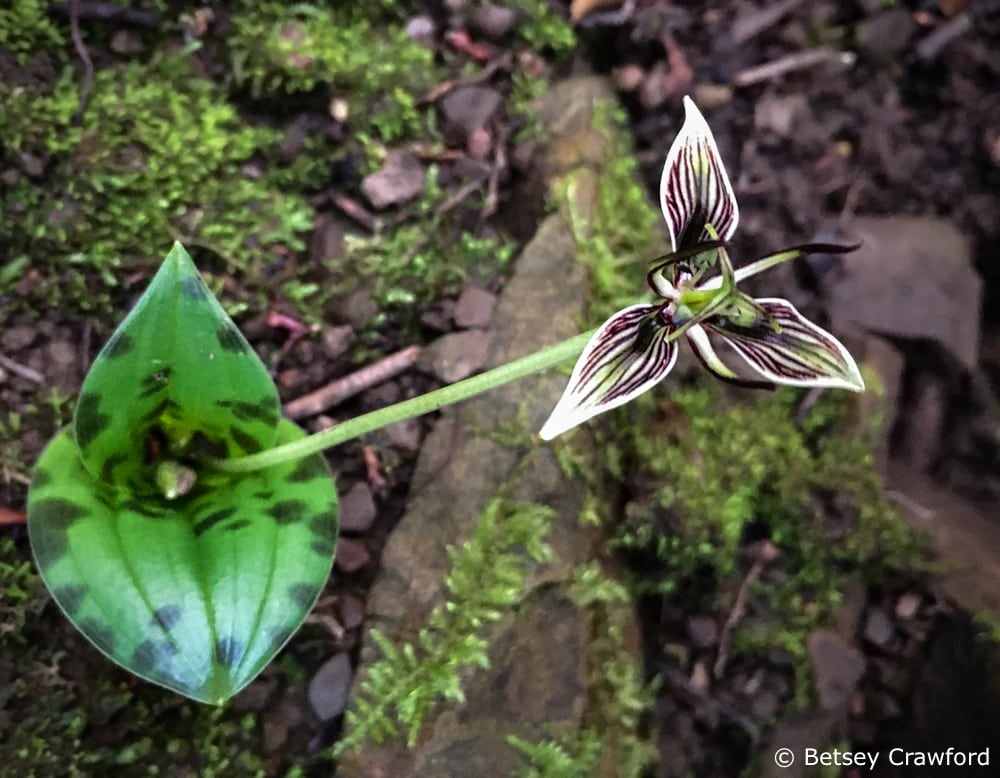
[
  {"left": 638, "top": 61, "right": 670, "bottom": 110},
  {"left": 406, "top": 14, "right": 436, "bottom": 44},
  {"left": 420, "top": 300, "right": 454, "bottom": 332},
  {"left": 693, "top": 83, "right": 733, "bottom": 111},
  {"left": 689, "top": 659, "right": 710, "bottom": 692},
  {"left": 468, "top": 3, "right": 519, "bottom": 39},
  {"left": 18, "top": 152, "right": 44, "bottom": 179},
  {"left": 857, "top": 9, "right": 916, "bottom": 58},
  {"left": 752, "top": 689, "right": 781, "bottom": 719},
  {"left": 453, "top": 286, "right": 497, "bottom": 329},
  {"left": 321, "top": 324, "right": 355, "bottom": 361},
  {"left": 895, "top": 592, "right": 922, "bottom": 621},
  {"left": 341, "top": 290, "right": 378, "bottom": 331},
  {"left": 384, "top": 417, "right": 423, "bottom": 452},
  {"left": 1, "top": 324, "right": 35, "bottom": 352},
  {"left": 467, "top": 126, "right": 493, "bottom": 160},
  {"left": 335, "top": 538, "right": 371, "bottom": 574},
  {"left": 686, "top": 616, "right": 718, "bottom": 649},
  {"left": 754, "top": 94, "right": 807, "bottom": 138},
  {"left": 361, "top": 153, "right": 426, "bottom": 209},
  {"left": 419, "top": 329, "right": 491, "bottom": 383},
  {"left": 337, "top": 594, "right": 366, "bottom": 631},
  {"left": 339, "top": 482, "right": 377, "bottom": 534},
  {"left": 309, "top": 215, "right": 346, "bottom": 262},
  {"left": 440, "top": 86, "right": 502, "bottom": 139},
  {"left": 308, "top": 653, "right": 353, "bottom": 720},
  {"left": 615, "top": 64, "right": 645, "bottom": 92},
  {"left": 863, "top": 607, "right": 896, "bottom": 649},
  {"left": 45, "top": 339, "right": 77, "bottom": 392},
  {"left": 807, "top": 628, "right": 866, "bottom": 711}
]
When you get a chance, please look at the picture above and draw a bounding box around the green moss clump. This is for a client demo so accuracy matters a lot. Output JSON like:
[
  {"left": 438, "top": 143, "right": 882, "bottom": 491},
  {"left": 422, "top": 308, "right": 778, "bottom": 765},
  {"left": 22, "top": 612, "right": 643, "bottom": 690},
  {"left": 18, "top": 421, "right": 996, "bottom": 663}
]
[
  {"left": 614, "top": 382, "right": 924, "bottom": 702},
  {"left": 339, "top": 168, "right": 514, "bottom": 317},
  {"left": 227, "top": 3, "right": 436, "bottom": 143},
  {"left": 558, "top": 100, "right": 663, "bottom": 320},
  {"left": 337, "top": 498, "right": 554, "bottom": 752},
  {"left": 0, "top": 0, "right": 66, "bottom": 63},
  {"left": 497, "top": 1, "right": 576, "bottom": 58},
  {"left": 0, "top": 50, "right": 312, "bottom": 313}
]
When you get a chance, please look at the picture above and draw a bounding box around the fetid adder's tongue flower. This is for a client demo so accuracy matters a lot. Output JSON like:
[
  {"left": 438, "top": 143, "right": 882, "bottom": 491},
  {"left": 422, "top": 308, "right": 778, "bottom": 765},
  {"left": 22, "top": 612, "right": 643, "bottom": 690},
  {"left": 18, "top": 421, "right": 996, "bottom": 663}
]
[{"left": 539, "top": 96, "right": 864, "bottom": 441}]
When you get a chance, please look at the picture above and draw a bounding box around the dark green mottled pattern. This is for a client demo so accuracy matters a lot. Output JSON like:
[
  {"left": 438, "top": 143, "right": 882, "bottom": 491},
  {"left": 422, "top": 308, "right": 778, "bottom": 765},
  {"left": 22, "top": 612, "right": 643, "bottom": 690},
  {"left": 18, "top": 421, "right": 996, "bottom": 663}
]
[
  {"left": 73, "top": 243, "right": 280, "bottom": 491},
  {"left": 216, "top": 324, "right": 250, "bottom": 353},
  {"left": 28, "top": 422, "right": 338, "bottom": 704},
  {"left": 74, "top": 393, "right": 110, "bottom": 449},
  {"left": 103, "top": 332, "right": 135, "bottom": 358}
]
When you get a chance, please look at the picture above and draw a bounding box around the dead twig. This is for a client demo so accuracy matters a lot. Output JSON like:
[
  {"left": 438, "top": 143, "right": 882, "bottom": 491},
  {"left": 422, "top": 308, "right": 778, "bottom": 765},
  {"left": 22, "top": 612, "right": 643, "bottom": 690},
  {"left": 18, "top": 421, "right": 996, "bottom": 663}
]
[
  {"left": 916, "top": 12, "right": 971, "bottom": 60},
  {"left": 0, "top": 354, "right": 45, "bottom": 384},
  {"left": 283, "top": 345, "right": 421, "bottom": 420},
  {"left": 481, "top": 125, "right": 509, "bottom": 222},
  {"left": 68, "top": 0, "right": 95, "bottom": 125},
  {"left": 419, "top": 53, "right": 512, "bottom": 104},
  {"left": 734, "top": 48, "right": 856, "bottom": 88},
  {"left": 731, "top": 0, "right": 807, "bottom": 46},
  {"left": 714, "top": 542, "right": 781, "bottom": 679},
  {"left": 328, "top": 191, "right": 378, "bottom": 233}
]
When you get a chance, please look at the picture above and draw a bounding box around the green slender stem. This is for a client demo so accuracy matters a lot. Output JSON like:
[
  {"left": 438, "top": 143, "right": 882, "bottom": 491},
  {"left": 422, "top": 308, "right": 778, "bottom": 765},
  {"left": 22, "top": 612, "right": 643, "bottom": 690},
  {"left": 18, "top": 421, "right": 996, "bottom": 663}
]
[{"left": 203, "top": 330, "right": 596, "bottom": 474}]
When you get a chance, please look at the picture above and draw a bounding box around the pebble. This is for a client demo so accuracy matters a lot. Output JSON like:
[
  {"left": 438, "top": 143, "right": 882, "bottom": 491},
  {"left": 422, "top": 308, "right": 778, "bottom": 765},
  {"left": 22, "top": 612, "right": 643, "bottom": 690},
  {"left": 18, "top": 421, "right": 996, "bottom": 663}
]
[
  {"left": 405, "top": 15, "right": 436, "bottom": 45},
  {"left": 321, "top": 324, "right": 355, "bottom": 361},
  {"left": 308, "top": 653, "right": 353, "bottom": 721},
  {"left": 468, "top": 4, "right": 520, "bottom": 40},
  {"left": 453, "top": 286, "right": 497, "bottom": 329},
  {"left": 807, "top": 628, "right": 866, "bottom": 711},
  {"left": 686, "top": 616, "right": 719, "bottom": 649},
  {"left": 337, "top": 594, "right": 366, "bottom": 631},
  {"left": 384, "top": 417, "right": 423, "bottom": 452},
  {"left": 361, "top": 153, "right": 426, "bottom": 209},
  {"left": 339, "top": 482, "right": 377, "bottom": 534},
  {"left": 335, "top": 538, "right": 371, "bottom": 574},
  {"left": 863, "top": 607, "right": 897, "bottom": 649},
  {"left": 419, "top": 329, "right": 491, "bottom": 383},
  {"left": 440, "top": 86, "right": 502, "bottom": 138},
  {"left": 895, "top": 592, "right": 922, "bottom": 621}
]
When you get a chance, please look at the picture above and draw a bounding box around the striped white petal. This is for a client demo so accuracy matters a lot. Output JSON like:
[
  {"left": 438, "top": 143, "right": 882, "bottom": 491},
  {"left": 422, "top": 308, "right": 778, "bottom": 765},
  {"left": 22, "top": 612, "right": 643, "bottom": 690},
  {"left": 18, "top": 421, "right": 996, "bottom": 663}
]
[
  {"left": 659, "top": 96, "right": 739, "bottom": 252},
  {"left": 539, "top": 305, "right": 678, "bottom": 440},
  {"left": 705, "top": 298, "right": 865, "bottom": 391}
]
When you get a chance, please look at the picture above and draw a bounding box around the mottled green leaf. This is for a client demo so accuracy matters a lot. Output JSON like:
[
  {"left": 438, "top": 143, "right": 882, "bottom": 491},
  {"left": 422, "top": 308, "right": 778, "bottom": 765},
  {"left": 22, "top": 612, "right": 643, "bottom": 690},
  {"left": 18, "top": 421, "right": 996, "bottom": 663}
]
[
  {"left": 28, "top": 421, "right": 337, "bottom": 704},
  {"left": 73, "top": 242, "right": 280, "bottom": 495}
]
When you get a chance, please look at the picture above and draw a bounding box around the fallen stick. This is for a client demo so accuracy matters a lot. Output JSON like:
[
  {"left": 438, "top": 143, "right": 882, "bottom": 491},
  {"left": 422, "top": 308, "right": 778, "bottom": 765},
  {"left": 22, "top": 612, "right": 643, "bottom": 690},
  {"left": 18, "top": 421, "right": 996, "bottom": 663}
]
[
  {"left": 734, "top": 47, "right": 856, "bottom": 87},
  {"left": 283, "top": 345, "right": 422, "bottom": 420},
  {"left": 0, "top": 353, "right": 45, "bottom": 384}
]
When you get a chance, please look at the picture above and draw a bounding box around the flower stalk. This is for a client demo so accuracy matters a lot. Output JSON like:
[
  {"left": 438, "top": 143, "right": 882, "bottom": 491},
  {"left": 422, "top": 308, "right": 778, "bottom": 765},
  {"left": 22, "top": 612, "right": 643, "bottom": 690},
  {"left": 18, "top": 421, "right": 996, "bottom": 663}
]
[{"left": 204, "top": 330, "right": 594, "bottom": 474}]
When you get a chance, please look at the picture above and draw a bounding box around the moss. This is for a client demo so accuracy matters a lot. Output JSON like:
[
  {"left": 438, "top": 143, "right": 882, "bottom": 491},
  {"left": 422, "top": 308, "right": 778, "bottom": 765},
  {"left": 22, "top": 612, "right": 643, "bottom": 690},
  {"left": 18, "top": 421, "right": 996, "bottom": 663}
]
[
  {"left": 1, "top": 50, "right": 311, "bottom": 315},
  {"left": 613, "top": 381, "right": 925, "bottom": 704},
  {"left": 557, "top": 100, "right": 663, "bottom": 320},
  {"left": 227, "top": 2, "right": 437, "bottom": 143},
  {"left": 0, "top": 0, "right": 66, "bottom": 64},
  {"left": 339, "top": 168, "right": 515, "bottom": 318},
  {"left": 508, "top": 728, "right": 604, "bottom": 777},
  {"left": 337, "top": 497, "right": 555, "bottom": 752},
  {"left": 498, "top": 0, "right": 577, "bottom": 58}
]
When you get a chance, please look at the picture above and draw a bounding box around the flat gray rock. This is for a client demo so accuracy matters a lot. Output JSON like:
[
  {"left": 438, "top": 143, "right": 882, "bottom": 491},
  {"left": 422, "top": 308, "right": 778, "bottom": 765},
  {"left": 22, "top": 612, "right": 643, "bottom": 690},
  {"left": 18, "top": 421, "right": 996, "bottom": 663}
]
[{"left": 828, "top": 215, "right": 981, "bottom": 369}]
